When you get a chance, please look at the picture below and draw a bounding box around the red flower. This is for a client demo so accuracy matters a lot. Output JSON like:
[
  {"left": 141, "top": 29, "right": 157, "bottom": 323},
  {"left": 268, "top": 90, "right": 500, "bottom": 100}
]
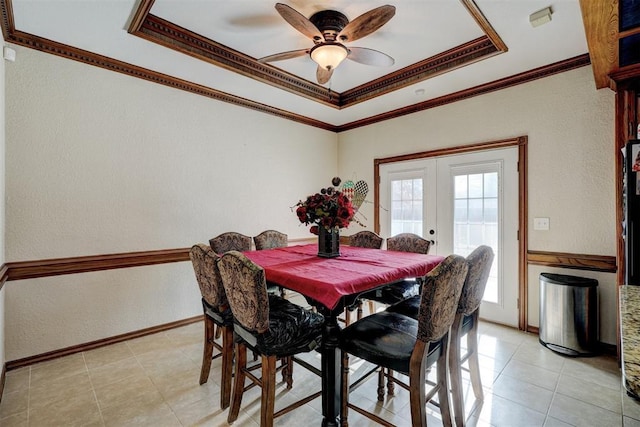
[{"left": 293, "top": 179, "right": 357, "bottom": 234}]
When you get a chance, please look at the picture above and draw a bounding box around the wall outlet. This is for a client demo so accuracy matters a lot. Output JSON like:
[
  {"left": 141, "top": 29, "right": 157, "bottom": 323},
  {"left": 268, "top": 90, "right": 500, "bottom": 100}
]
[{"left": 534, "top": 217, "right": 550, "bottom": 230}]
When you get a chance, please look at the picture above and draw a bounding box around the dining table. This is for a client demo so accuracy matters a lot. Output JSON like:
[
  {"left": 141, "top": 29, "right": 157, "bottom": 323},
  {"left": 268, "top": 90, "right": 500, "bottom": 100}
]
[{"left": 243, "top": 243, "right": 444, "bottom": 427}]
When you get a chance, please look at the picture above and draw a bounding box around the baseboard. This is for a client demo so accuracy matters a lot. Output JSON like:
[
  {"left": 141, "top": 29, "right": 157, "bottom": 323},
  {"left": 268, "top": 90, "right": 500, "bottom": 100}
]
[{"left": 6, "top": 315, "right": 204, "bottom": 370}]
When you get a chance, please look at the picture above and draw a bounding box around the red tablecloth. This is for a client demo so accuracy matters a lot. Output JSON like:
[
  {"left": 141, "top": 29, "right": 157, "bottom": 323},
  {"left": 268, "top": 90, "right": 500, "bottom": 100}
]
[{"left": 244, "top": 244, "right": 444, "bottom": 310}]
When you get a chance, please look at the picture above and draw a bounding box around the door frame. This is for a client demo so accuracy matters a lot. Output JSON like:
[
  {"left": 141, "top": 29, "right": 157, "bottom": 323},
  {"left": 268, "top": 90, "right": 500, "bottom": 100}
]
[{"left": 373, "top": 136, "right": 529, "bottom": 331}]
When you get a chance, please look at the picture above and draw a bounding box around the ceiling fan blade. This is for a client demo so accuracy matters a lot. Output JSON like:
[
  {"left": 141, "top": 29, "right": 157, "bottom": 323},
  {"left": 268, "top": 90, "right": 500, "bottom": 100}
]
[
  {"left": 347, "top": 47, "right": 394, "bottom": 67},
  {"left": 258, "top": 49, "right": 309, "bottom": 63},
  {"left": 316, "top": 66, "right": 333, "bottom": 84},
  {"left": 275, "top": 3, "right": 324, "bottom": 41},
  {"left": 337, "top": 5, "right": 396, "bottom": 43}
]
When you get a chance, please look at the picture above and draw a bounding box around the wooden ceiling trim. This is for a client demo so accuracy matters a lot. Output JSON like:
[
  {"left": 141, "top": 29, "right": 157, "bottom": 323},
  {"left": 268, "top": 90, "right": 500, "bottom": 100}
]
[
  {"left": 0, "top": 0, "right": 13, "bottom": 42},
  {"left": 341, "top": 37, "right": 499, "bottom": 107},
  {"left": 337, "top": 54, "right": 591, "bottom": 132},
  {"left": 127, "top": 1, "right": 508, "bottom": 108},
  {"left": 460, "top": 0, "right": 508, "bottom": 53},
  {"left": 135, "top": 14, "right": 339, "bottom": 107},
  {"left": 579, "top": 0, "right": 618, "bottom": 90}
]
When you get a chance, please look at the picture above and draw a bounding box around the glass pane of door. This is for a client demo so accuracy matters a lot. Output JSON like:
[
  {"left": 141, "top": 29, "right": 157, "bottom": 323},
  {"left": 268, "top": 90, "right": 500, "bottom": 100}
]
[
  {"left": 453, "top": 172, "right": 499, "bottom": 303},
  {"left": 390, "top": 178, "right": 423, "bottom": 236}
]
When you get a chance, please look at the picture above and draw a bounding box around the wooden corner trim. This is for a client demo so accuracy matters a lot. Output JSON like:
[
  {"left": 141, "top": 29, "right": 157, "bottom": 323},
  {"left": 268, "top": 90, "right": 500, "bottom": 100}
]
[
  {"left": 0, "top": 264, "right": 8, "bottom": 291},
  {"left": 527, "top": 250, "right": 617, "bottom": 273}
]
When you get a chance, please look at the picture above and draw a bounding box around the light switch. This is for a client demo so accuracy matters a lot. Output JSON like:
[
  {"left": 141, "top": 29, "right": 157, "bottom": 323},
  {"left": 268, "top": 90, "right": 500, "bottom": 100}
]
[{"left": 534, "top": 217, "right": 550, "bottom": 231}]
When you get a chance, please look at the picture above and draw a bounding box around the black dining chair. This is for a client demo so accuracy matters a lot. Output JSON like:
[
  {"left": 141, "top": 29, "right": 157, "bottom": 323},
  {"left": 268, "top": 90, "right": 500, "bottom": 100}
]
[
  {"left": 188, "top": 243, "right": 234, "bottom": 409},
  {"left": 386, "top": 245, "right": 494, "bottom": 426},
  {"left": 217, "top": 251, "right": 324, "bottom": 427},
  {"left": 340, "top": 254, "right": 468, "bottom": 427}
]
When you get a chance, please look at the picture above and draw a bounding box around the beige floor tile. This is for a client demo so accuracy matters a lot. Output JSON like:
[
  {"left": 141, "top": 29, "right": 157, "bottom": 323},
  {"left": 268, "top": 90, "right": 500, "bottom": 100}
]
[
  {"left": 562, "top": 354, "right": 621, "bottom": 391},
  {"left": 543, "top": 416, "right": 573, "bottom": 427},
  {"left": 101, "top": 397, "right": 180, "bottom": 427},
  {"left": 556, "top": 371, "right": 622, "bottom": 414},
  {"left": 83, "top": 341, "right": 135, "bottom": 370},
  {"left": 549, "top": 393, "right": 623, "bottom": 427},
  {"left": 126, "top": 332, "right": 177, "bottom": 356},
  {"left": 27, "top": 390, "right": 102, "bottom": 427},
  {"left": 0, "top": 389, "right": 28, "bottom": 419},
  {"left": 135, "top": 346, "right": 198, "bottom": 378},
  {"left": 88, "top": 355, "right": 146, "bottom": 389},
  {"left": 501, "top": 359, "right": 560, "bottom": 391},
  {"left": 29, "top": 353, "right": 87, "bottom": 387},
  {"left": 3, "top": 368, "right": 30, "bottom": 394},
  {"left": 165, "top": 322, "right": 203, "bottom": 347},
  {"left": 512, "top": 342, "right": 567, "bottom": 373},
  {"left": 623, "top": 393, "right": 640, "bottom": 421},
  {"left": 0, "top": 410, "right": 28, "bottom": 427},
  {"left": 491, "top": 374, "right": 554, "bottom": 414},
  {"left": 28, "top": 371, "right": 94, "bottom": 411},
  {"left": 473, "top": 392, "right": 547, "bottom": 427},
  {"left": 476, "top": 334, "right": 520, "bottom": 362},
  {"left": 626, "top": 416, "right": 640, "bottom": 427},
  {"left": 93, "top": 371, "right": 160, "bottom": 410}
]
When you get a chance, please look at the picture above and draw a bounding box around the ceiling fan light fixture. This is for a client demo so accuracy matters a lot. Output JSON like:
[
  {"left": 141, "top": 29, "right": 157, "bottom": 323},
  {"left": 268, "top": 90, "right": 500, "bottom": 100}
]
[{"left": 310, "top": 43, "right": 348, "bottom": 70}]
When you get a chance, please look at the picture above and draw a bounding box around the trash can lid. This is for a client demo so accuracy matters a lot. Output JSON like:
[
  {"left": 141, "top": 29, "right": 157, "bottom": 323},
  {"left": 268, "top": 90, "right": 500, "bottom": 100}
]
[{"left": 539, "top": 273, "right": 598, "bottom": 287}]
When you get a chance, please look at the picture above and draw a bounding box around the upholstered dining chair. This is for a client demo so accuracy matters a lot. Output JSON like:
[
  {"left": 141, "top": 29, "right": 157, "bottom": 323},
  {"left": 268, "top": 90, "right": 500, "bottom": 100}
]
[
  {"left": 217, "top": 251, "right": 324, "bottom": 427},
  {"left": 339, "top": 254, "right": 468, "bottom": 427},
  {"left": 347, "top": 231, "right": 384, "bottom": 322},
  {"left": 386, "top": 245, "right": 494, "bottom": 426},
  {"left": 254, "top": 230, "right": 289, "bottom": 298},
  {"left": 189, "top": 243, "right": 234, "bottom": 409},
  {"left": 209, "top": 231, "right": 252, "bottom": 253},
  {"left": 253, "top": 229, "right": 288, "bottom": 250},
  {"left": 362, "top": 232, "right": 432, "bottom": 316}
]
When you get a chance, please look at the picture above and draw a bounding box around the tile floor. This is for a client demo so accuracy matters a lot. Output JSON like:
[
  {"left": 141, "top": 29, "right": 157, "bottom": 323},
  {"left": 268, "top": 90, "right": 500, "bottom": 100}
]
[{"left": 0, "top": 298, "right": 638, "bottom": 426}]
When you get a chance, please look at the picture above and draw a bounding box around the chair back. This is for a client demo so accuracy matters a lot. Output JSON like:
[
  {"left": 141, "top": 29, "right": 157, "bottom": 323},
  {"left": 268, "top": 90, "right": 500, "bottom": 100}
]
[
  {"left": 189, "top": 244, "right": 227, "bottom": 309},
  {"left": 349, "top": 231, "right": 383, "bottom": 249},
  {"left": 459, "top": 245, "right": 495, "bottom": 316},
  {"left": 254, "top": 230, "right": 288, "bottom": 250},
  {"left": 417, "top": 254, "right": 468, "bottom": 342},
  {"left": 387, "top": 233, "right": 431, "bottom": 254},
  {"left": 209, "top": 232, "right": 252, "bottom": 253},
  {"left": 217, "top": 251, "right": 270, "bottom": 334}
]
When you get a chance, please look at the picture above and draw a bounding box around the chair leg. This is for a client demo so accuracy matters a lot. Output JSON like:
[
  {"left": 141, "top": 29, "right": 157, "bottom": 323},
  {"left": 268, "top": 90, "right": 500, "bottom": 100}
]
[
  {"left": 261, "top": 355, "right": 277, "bottom": 427},
  {"left": 377, "top": 367, "right": 385, "bottom": 401},
  {"left": 199, "top": 315, "right": 215, "bottom": 385},
  {"left": 341, "top": 351, "right": 350, "bottom": 427},
  {"left": 467, "top": 318, "right": 483, "bottom": 401},
  {"left": 357, "top": 301, "right": 363, "bottom": 320},
  {"left": 345, "top": 309, "right": 352, "bottom": 326},
  {"left": 215, "top": 324, "right": 222, "bottom": 340},
  {"left": 284, "top": 356, "right": 293, "bottom": 389},
  {"left": 409, "top": 341, "right": 428, "bottom": 427},
  {"left": 449, "top": 316, "right": 465, "bottom": 427},
  {"left": 228, "top": 342, "right": 247, "bottom": 424},
  {"left": 437, "top": 339, "right": 454, "bottom": 427},
  {"left": 368, "top": 301, "right": 375, "bottom": 316},
  {"left": 220, "top": 325, "right": 234, "bottom": 409},
  {"left": 386, "top": 368, "right": 395, "bottom": 396}
]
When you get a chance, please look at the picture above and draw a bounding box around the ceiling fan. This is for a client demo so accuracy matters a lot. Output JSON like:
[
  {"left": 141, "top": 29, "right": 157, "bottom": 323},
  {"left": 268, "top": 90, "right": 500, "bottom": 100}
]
[{"left": 258, "top": 3, "right": 396, "bottom": 84}]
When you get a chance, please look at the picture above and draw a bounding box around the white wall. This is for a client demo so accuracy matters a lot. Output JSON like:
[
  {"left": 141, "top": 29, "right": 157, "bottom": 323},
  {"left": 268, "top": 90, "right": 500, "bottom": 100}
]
[
  {"left": 1, "top": 38, "right": 7, "bottom": 370},
  {"left": 338, "top": 66, "right": 618, "bottom": 344},
  {"left": 4, "top": 46, "right": 338, "bottom": 361}
]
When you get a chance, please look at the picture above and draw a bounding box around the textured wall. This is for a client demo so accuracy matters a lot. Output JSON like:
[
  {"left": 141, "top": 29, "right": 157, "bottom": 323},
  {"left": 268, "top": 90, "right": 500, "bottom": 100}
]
[
  {"left": 0, "top": 35, "right": 6, "bottom": 369},
  {"left": 5, "top": 46, "right": 338, "bottom": 360},
  {"left": 338, "top": 66, "right": 617, "bottom": 343}
]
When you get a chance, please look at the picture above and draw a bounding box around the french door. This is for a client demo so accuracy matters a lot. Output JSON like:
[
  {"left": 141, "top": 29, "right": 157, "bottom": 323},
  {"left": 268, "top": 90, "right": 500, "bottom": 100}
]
[{"left": 379, "top": 147, "right": 519, "bottom": 326}]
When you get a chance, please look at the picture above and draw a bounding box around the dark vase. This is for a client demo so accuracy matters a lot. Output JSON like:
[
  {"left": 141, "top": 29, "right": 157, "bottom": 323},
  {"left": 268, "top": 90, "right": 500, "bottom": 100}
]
[{"left": 318, "top": 227, "right": 340, "bottom": 258}]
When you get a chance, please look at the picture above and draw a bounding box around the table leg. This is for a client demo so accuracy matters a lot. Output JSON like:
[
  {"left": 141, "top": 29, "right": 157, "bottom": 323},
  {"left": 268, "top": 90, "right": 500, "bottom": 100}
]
[{"left": 321, "top": 311, "right": 341, "bottom": 427}]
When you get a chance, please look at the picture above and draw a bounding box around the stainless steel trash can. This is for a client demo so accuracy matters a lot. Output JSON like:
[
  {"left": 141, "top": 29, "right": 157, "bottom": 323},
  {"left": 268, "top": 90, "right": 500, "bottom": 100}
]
[{"left": 539, "top": 273, "right": 598, "bottom": 356}]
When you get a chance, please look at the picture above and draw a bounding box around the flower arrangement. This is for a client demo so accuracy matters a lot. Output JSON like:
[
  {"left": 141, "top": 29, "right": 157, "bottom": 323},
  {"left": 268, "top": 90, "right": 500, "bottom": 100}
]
[{"left": 294, "top": 177, "right": 355, "bottom": 235}]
